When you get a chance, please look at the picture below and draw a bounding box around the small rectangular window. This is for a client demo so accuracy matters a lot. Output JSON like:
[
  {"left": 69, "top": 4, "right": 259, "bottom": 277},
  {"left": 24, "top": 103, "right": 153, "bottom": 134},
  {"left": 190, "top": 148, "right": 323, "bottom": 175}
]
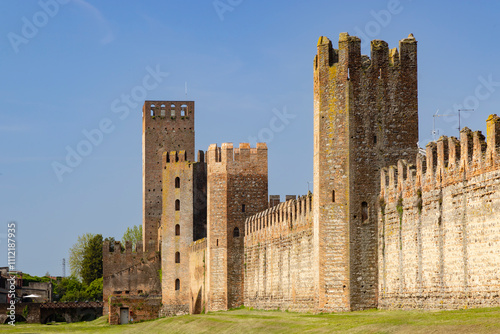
[{"left": 362, "top": 202, "right": 368, "bottom": 222}]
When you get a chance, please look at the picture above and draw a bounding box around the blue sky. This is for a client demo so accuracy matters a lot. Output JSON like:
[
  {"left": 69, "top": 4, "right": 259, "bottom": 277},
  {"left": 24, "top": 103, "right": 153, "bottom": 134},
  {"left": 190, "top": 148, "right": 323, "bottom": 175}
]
[{"left": 1, "top": 0, "right": 500, "bottom": 276}]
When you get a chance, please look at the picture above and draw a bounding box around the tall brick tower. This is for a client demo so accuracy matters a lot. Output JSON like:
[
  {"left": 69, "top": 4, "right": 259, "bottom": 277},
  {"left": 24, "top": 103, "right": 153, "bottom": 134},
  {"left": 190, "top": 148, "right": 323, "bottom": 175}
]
[
  {"left": 160, "top": 150, "right": 207, "bottom": 315},
  {"left": 142, "top": 101, "right": 195, "bottom": 251},
  {"left": 313, "top": 33, "right": 418, "bottom": 311},
  {"left": 205, "top": 143, "right": 268, "bottom": 311}
]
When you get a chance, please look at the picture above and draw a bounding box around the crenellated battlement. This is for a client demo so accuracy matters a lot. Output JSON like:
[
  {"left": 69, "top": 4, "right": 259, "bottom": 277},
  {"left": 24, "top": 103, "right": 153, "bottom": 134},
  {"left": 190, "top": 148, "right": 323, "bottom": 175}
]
[
  {"left": 381, "top": 114, "right": 500, "bottom": 199},
  {"left": 245, "top": 194, "right": 313, "bottom": 246},
  {"left": 206, "top": 142, "right": 267, "bottom": 165},
  {"left": 103, "top": 240, "right": 144, "bottom": 255},
  {"left": 162, "top": 150, "right": 205, "bottom": 164},
  {"left": 103, "top": 240, "right": 158, "bottom": 278},
  {"left": 314, "top": 32, "right": 417, "bottom": 75}
]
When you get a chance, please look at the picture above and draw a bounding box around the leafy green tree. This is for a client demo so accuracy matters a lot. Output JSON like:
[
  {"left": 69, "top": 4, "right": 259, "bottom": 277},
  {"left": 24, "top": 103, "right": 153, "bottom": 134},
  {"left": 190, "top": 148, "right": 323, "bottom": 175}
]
[
  {"left": 68, "top": 233, "right": 94, "bottom": 280},
  {"left": 53, "top": 276, "right": 84, "bottom": 301},
  {"left": 60, "top": 290, "right": 89, "bottom": 302},
  {"left": 80, "top": 234, "right": 103, "bottom": 286},
  {"left": 53, "top": 276, "right": 103, "bottom": 302},
  {"left": 85, "top": 277, "right": 103, "bottom": 301},
  {"left": 122, "top": 225, "right": 142, "bottom": 250}
]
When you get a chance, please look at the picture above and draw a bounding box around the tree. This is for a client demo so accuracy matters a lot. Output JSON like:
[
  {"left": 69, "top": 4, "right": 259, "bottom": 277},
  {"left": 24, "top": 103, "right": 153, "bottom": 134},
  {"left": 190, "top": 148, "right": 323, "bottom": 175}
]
[
  {"left": 85, "top": 277, "right": 103, "bottom": 301},
  {"left": 68, "top": 233, "right": 94, "bottom": 280},
  {"left": 53, "top": 276, "right": 103, "bottom": 302},
  {"left": 80, "top": 234, "right": 103, "bottom": 286},
  {"left": 53, "top": 276, "right": 84, "bottom": 301},
  {"left": 122, "top": 225, "right": 142, "bottom": 250}
]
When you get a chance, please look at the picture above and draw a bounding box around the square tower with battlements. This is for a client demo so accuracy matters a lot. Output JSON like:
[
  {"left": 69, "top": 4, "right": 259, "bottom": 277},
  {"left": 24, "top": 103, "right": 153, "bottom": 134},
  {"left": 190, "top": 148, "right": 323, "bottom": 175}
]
[
  {"left": 142, "top": 101, "right": 195, "bottom": 251},
  {"left": 313, "top": 33, "right": 418, "bottom": 311},
  {"left": 160, "top": 150, "right": 207, "bottom": 316},
  {"left": 205, "top": 143, "right": 268, "bottom": 311}
]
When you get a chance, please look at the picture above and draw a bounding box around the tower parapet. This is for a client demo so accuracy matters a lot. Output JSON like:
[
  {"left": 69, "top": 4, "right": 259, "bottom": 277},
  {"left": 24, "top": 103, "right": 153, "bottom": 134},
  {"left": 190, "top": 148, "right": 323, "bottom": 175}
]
[{"left": 315, "top": 33, "right": 417, "bottom": 78}]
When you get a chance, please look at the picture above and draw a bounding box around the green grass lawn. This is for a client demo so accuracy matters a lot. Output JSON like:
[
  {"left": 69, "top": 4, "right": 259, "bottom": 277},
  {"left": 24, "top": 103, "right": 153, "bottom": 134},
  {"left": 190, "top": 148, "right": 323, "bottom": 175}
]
[{"left": 2, "top": 307, "right": 500, "bottom": 333}]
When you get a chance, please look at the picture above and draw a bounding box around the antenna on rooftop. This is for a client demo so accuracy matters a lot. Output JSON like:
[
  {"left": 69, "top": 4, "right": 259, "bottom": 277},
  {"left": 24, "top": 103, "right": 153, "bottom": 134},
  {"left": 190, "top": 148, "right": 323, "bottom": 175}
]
[
  {"left": 457, "top": 109, "right": 474, "bottom": 133},
  {"left": 432, "top": 109, "right": 454, "bottom": 141},
  {"left": 307, "top": 181, "right": 313, "bottom": 193}
]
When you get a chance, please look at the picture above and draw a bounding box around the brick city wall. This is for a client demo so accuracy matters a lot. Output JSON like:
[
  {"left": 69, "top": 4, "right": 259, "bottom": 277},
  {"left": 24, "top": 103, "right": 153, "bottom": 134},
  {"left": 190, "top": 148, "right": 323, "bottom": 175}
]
[
  {"left": 313, "top": 33, "right": 418, "bottom": 311},
  {"left": 379, "top": 115, "right": 500, "bottom": 309},
  {"left": 102, "top": 241, "right": 161, "bottom": 314},
  {"left": 189, "top": 238, "right": 207, "bottom": 314},
  {"left": 143, "top": 101, "right": 195, "bottom": 251},
  {"left": 244, "top": 194, "right": 315, "bottom": 311}
]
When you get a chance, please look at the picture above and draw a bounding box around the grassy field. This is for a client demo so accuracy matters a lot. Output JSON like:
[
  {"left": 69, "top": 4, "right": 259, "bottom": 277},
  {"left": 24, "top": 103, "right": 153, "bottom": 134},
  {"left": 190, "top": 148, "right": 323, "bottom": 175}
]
[{"left": 2, "top": 307, "right": 500, "bottom": 333}]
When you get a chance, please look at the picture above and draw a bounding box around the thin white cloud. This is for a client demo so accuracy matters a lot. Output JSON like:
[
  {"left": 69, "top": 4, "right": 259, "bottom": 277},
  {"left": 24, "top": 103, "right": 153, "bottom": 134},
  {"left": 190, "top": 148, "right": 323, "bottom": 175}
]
[{"left": 72, "top": 0, "right": 115, "bottom": 45}]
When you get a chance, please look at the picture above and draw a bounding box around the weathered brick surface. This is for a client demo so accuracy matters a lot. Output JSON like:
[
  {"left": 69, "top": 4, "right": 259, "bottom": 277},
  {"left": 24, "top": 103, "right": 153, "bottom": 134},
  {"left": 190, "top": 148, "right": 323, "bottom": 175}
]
[
  {"left": 143, "top": 101, "right": 195, "bottom": 252},
  {"left": 379, "top": 115, "right": 500, "bottom": 309},
  {"left": 102, "top": 241, "right": 161, "bottom": 315},
  {"left": 160, "top": 151, "right": 206, "bottom": 316},
  {"left": 244, "top": 195, "right": 315, "bottom": 311},
  {"left": 189, "top": 238, "right": 207, "bottom": 314},
  {"left": 313, "top": 33, "right": 418, "bottom": 311},
  {"left": 108, "top": 295, "right": 161, "bottom": 325},
  {"left": 206, "top": 143, "right": 268, "bottom": 311}
]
